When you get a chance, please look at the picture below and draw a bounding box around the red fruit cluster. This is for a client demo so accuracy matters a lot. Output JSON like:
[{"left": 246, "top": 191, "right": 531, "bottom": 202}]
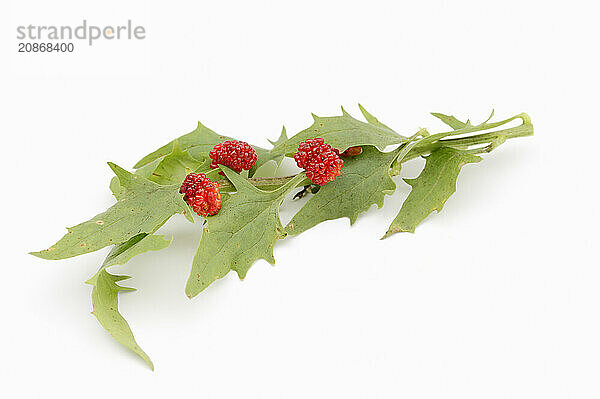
[
  {"left": 179, "top": 173, "right": 222, "bottom": 216},
  {"left": 209, "top": 140, "right": 257, "bottom": 173},
  {"left": 294, "top": 138, "right": 344, "bottom": 186}
]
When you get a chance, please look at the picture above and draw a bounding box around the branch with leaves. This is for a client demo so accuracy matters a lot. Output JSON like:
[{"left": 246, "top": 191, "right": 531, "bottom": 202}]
[{"left": 31, "top": 105, "right": 533, "bottom": 369}]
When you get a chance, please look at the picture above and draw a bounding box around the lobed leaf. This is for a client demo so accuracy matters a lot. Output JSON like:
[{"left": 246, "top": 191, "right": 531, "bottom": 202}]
[
  {"left": 87, "top": 271, "right": 153, "bottom": 370},
  {"left": 133, "top": 122, "right": 283, "bottom": 176},
  {"left": 85, "top": 233, "right": 171, "bottom": 370},
  {"left": 286, "top": 146, "right": 398, "bottom": 235},
  {"left": 185, "top": 167, "right": 306, "bottom": 298},
  {"left": 270, "top": 107, "right": 405, "bottom": 156},
  {"left": 110, "top": 141, "right": 211, "bottom": 200},
  {"left": 99, "top": 233, "right": 172, "bottom": 269},
  {"left": 31, "top": 164, "right": 189, "bottom": 260},
  {"left": 133, "top": 122, "right": 231, "bottom": 168},
  {"left": 383, "top": 147, "right": 482, "bottom": 238},
  {"left": 147, "top": 141, "right": 209, "bottom": 185}
]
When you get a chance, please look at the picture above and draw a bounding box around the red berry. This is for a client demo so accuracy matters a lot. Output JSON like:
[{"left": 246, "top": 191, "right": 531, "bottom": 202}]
[
  {"left": 209, "top": 140, "right": 257, "bottom": 174},
  {"left": 340, "top": 146, "right": 363, "bottom": 157},
  {"left": 179, "top": 173, "right": 222, "bottom": 216},
  {"left": 294, "top": 138, "right": 344, "bottom": 186}
]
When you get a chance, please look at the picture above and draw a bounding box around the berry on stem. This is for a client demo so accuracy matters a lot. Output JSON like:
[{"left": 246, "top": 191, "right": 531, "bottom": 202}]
[
  {"left": 209, "top": 140, "right": 257, "bottom": 174},
  {"left": 294, "top": 138, "right": 344, "bottom": 186},
  {"left": 179, "top": 173, "right": 222, "bottom": 216},
  {"left": 340, "top": 146, "right": 363, "bottom": 157}
]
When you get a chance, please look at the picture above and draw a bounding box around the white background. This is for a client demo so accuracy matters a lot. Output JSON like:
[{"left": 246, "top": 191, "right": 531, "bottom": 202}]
[{"left": 1, "top": 0, "right": 599, "bottom": 398}]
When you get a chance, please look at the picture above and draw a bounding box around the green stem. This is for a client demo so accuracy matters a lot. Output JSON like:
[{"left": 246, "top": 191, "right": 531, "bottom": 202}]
[
  {"left": 217, "top": 175, "right": 310, "bottom": 192},
  {"left": 405, "top": 113, "right": 533, "bottom": 161}
]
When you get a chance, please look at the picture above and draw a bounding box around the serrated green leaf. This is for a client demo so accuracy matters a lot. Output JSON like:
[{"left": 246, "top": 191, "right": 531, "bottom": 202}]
[
  {"left": 286, "top": 146, "right": 398, "bottom": 235},
  {"left": 383, "top": 147, "right": 482, "bottom": 238},
  {"left": 133, "top": 157, "right": 163, "bottom": 179},
  {"left": 83, "top": 233, "right": 170, "bottom": 370},
  {"left": 149, "top": 141, "right": 209, "bottom": 185},
  {"left": 109, "top": 142, "right": 210, "bottom": 200},
  {"left": 286, "top": 139, "right": 423, "bottom": 235},
  {"left": 102, "top": 233, "right": 172, "bottom": 271},
  {"left": 133, "top": 122, "right": 279, "bottom": 177},
  {"left": 431, "top": 112, "right": 470, "bottom": 130},
  {"left": 134, "top": 122, "right": 230, "bottom": 168},
  {"left": 270, "top": 107, "right": 405, "bottom": 156},
  {"left": 87, "top": 270, "right": 153, "bottom": 370},
  {"left": 31, "top": 164, "right": 188, "bottom": 260},
  {"left": 185, "top": 167, "right": 306, "bottom": 298}
]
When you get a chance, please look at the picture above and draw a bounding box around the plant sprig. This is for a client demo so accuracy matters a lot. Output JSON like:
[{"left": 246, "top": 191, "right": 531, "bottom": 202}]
[{"left": 31, "top": 105, "right": 533, "bottom": 369}]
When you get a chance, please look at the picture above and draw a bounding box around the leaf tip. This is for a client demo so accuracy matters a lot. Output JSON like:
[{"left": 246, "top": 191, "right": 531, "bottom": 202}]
[
  {"left": 132, "top": 160, "right": 144, "bottom": 169},
  {"left": 184, "top": 281, "right": 200, "bottom": 299},
  {"left": 358, "top": 103, "right": 371, "bottom": 119},
  {"left": 484, "top": 109, "right": 495, "bottom": 123},
  {"left": 267, "top": 125, "right": 288, "bottom": 147},
  {"left": 29, "top": 248, "right": 57, "bottom": 260},
  {"left": 265, "top": 253, "right": 276, "bottom": 265},
  {"left": 107, "top": 162, "right": 127, "bottom": 177},
  {"left": 381, "top": 226, "right": 415, "bottom": 239}
]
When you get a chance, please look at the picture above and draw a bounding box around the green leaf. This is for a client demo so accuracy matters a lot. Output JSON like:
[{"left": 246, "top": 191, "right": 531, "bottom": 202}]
[
  {"left": 109, "top": 175, "right": 126, "bottom": 200},
  {"left": 31, "top": 163, "right": 189, "bottom": 260},
  {"left": 267, "top": 126, "right": 288, "bottom": 147},
  {"left": 185, "top": 167, "right": 306, "bottom": 298},
  {"left": 147, "top": 141, "right": 209, "bottom": 185},
  {"left": 431, "top": 112, "right": 470, "bottom": 130},
  {"left": 265, "top": 126, "right": 288, "bottom": 170},
  {"left": 286, "top": 146, "right": 398, "bottom": 235},
  {"left": 134, "top": 157, "right": 164, "bottom": 179},
  {"left": 109, "top": 141, "right": 210, "bottom": 200},
  {"left": 358, "top": 104, "right": 394, "bottom": 131},
  {"left": 133, "top": 122, "right": 280, "bottom": 177},
  {"left": 100, "top": 233, "right": 172, "bottom": 270},
  {"left": 87, "top": 271, "right": 153, "bottom": 370},
  {"left": 287, "top": 139, "right": 423, "bottom": 235},
  {"left": 431, "top": 110, "right": 496, "bottom": 131},
  {"left": 270, "top": 107, "right": 405, "bottom": 156},
  {"left": 83, "top": 233, "right": 171, "bottom": 371},
  {"left": 383, "top": 147, "right": 482, "bottom": 238},
  {"left": 134, "top": 122, "right": 230, "bottom": 168}
]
